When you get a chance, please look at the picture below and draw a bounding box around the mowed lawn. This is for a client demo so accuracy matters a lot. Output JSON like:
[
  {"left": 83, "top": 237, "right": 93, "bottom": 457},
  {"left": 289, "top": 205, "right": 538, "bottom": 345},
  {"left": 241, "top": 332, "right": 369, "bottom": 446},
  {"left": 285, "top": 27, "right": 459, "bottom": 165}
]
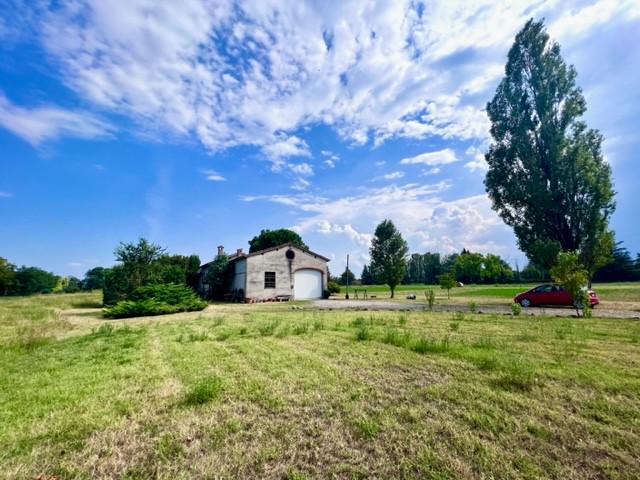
[
  {"left": 1, "top": 291, "right": 640, "bottom": 479},
  {"left": 350, "top": 282, "right": 640, "bottom": 311}
]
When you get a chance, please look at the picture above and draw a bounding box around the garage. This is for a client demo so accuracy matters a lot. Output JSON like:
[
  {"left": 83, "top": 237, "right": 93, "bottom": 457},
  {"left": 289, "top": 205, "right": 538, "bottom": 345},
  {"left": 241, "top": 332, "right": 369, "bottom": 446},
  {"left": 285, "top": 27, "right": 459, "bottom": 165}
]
[{"left": 294, "top": 269, "right": 323, "bottom": 299}]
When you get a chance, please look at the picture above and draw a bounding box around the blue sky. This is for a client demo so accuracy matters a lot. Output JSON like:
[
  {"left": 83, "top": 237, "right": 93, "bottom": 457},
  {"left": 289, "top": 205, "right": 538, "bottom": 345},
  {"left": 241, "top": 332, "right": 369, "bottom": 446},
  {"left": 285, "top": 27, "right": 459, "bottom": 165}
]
[{"left": 1, "top": 0, "right": 639, "bottom": 278}]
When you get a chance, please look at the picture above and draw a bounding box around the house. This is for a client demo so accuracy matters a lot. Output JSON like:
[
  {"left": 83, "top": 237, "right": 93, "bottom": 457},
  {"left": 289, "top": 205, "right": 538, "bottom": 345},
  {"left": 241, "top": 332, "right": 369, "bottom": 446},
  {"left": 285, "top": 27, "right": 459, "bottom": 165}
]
[{"left": 199, "top": 243, "right": 330, "bottom": 301}]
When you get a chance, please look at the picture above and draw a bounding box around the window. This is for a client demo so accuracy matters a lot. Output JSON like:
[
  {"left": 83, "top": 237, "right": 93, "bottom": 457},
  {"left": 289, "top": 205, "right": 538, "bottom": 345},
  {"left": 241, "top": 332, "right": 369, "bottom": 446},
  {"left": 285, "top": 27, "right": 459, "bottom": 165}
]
[{"left": 264, "top": 271, "right": 276, "bottom": 288}]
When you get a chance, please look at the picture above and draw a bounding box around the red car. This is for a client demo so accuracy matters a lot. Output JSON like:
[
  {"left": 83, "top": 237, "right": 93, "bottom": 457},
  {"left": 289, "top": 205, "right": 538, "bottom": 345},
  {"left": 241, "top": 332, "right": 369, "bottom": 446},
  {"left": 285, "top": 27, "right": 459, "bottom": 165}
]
[{"left": 514, "top": 284, "right": 600, "bottom": 308}]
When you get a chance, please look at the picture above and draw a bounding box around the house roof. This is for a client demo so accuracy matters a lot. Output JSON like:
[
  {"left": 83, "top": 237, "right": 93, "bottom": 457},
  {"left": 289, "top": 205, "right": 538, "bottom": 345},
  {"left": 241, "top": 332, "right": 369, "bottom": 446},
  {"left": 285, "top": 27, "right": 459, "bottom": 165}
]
[{"left": 200, "top": 242, "right": 330, "bottom": 268}]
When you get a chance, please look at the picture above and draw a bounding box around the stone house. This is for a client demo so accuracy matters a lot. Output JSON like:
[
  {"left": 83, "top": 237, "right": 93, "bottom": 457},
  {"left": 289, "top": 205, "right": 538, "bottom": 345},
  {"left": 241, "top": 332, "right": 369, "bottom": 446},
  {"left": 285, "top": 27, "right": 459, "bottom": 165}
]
[{"left": 199, "top": 243, "right": 330, "bottom": 301}]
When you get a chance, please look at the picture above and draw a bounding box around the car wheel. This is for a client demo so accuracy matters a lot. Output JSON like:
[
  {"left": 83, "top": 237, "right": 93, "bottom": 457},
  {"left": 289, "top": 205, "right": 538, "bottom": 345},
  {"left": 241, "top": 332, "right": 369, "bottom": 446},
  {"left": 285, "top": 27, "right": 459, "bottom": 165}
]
[{"left": 520, "top": 298, "right": 531, "bottom": 307}]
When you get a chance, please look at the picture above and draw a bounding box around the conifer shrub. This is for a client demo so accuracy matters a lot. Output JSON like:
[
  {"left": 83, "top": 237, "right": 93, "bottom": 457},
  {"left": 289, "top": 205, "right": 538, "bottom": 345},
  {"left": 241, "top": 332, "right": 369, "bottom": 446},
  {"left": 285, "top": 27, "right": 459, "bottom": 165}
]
[{"left": 104, "top": 284, "right": 207, "bottom": 319}]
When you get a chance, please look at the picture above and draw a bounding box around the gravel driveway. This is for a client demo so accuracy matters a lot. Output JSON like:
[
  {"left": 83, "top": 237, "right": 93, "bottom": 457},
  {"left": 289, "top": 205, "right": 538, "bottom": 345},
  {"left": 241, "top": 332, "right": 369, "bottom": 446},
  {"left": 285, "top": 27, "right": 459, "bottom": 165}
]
[{"left": 311, "top": 299, "right": 640, "bottom": 319}]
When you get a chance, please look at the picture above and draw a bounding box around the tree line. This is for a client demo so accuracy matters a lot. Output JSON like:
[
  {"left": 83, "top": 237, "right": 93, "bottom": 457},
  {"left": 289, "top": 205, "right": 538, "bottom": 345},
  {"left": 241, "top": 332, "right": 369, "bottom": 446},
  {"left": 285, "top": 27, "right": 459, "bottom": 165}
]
[
  {"left": 0, "top": 239, "right": 201, "bottom": 300},
  {"left": 340, "top": 244, "right": 640, "bottom": 288}
]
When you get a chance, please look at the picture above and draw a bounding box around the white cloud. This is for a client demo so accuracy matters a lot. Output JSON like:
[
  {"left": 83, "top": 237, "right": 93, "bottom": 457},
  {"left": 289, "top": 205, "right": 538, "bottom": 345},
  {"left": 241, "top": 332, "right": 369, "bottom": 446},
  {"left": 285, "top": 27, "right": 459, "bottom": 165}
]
[
  {"left": 376, "top": 171, "right": 405, "bottom": 181},
  {"left": 291, "top": 178, "right": 311, "bottom": 191},
  {"left": 464, "top": 145, "right": 488, "bottom": 172},
  {"left": 0, "top": 92, "right": 114, "bottom": 145},
  {"left": 0, "top": 191, "right": 13, "bottom": 198},
  {"left": 201, "top": 169, "right": 226, "bottom": 181},
  {"left": 321, "top": 152, "right": 339, "bottom": 168},
  {"left": 323, "top": 159, "right": 336, "bottom": 168},
  {"left": 465, "top": 160, "right": 487, "bottom": 172},
  {"left": 32, "top": 0, "right": 556, "bottom": 153},
  {"left": 261, "top": 135, "right": 311, "bottom": 162},
  {"left": 315, "top": 220, "right": 372, "bottom": 246},
  {"left": 400, "top": 148, "right": 458, "bottom": 166},
  {"left": 6, "top": 0, "right": 630, "bottom": 163},
  {"left": 287, "top": 162, "right": 314, "bottom": 177},
  {"left": 421, "top": 167, "right": 441, "bottom": 176},
  {"left": 243, "top": 180, "right": 514, "bottom": 258},
  {"left": 549, "top": 0, "right": 640, "bottom": 39}
]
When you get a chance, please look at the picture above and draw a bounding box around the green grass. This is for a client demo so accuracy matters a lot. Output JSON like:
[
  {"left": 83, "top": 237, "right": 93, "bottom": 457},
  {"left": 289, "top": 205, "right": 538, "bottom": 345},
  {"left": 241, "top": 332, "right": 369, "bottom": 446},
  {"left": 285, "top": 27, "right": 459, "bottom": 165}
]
[
  {"left": 1, "top": 292, "right": 639, "bottom": 479},
  {"left": 346, "top": 281, "right": 640, "bottom": 306}
]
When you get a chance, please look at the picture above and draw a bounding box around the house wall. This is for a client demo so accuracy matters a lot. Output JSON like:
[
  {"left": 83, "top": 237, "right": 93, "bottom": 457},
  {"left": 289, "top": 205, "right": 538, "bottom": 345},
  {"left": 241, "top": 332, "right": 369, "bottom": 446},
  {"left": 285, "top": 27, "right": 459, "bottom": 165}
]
[{"left": 244, "top": 246, "right": 327, "bottom": 300}]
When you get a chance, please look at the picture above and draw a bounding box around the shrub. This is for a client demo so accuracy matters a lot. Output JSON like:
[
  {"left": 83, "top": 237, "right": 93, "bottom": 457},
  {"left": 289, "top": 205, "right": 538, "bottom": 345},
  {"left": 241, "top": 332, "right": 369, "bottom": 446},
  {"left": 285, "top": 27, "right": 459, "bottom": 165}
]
[
  {"left": 511, "top": 303, "right": 522, "bottom": 316},
  {"left": 327, "top": 280, "right": 341, "bottom": 294},
  {"left": 427, "top": 288, "right": 435, "bottom": 310},
  {"left": 104, "top": 284, "right": 207, "bottom": 319}
]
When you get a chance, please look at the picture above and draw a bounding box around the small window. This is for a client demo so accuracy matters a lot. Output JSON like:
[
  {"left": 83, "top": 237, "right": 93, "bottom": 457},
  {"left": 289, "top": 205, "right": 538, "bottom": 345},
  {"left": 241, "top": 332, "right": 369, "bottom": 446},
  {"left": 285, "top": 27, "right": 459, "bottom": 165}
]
[{"left": 264, "top": 271, "right": 276, "bottom": 289}]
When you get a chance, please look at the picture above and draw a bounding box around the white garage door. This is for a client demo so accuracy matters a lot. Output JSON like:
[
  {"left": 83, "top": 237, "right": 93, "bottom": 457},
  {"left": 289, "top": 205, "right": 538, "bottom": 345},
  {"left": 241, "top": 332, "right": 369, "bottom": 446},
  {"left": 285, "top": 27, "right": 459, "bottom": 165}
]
[{"left": 294, "top": 269, "right": 323, "bottom": 299}]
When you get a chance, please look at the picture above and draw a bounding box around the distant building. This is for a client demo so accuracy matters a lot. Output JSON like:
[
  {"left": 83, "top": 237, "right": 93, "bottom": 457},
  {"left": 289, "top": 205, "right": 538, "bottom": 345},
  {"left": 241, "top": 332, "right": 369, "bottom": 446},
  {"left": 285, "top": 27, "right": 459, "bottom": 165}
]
[{"left": 199, "top": 243, "right": 330, "bottom": 301}]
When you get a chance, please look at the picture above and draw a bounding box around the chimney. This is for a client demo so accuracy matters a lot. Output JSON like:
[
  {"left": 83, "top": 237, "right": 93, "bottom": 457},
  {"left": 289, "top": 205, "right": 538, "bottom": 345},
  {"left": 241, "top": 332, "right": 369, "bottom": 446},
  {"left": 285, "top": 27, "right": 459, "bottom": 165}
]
[
  {"left": 236, "top": 248, "right": 243, "bottom": 255},
  {"left": 217, "top": 245, "right": 224, "bottom": 257}
]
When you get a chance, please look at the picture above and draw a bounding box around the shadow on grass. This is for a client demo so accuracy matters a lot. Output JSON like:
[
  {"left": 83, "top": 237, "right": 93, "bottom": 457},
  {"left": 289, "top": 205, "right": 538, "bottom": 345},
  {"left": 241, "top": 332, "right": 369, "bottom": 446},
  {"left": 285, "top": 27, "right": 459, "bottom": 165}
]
[{"left": 71, "top": 300, "right": 104, "bottom": 309}]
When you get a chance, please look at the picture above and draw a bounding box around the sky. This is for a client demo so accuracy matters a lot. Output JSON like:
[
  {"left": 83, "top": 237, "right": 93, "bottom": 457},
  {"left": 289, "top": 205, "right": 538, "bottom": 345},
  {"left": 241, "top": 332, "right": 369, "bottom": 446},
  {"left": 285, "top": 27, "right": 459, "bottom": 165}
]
[{"left": 1, "top": 0, "right": 639, "bottom": 279}]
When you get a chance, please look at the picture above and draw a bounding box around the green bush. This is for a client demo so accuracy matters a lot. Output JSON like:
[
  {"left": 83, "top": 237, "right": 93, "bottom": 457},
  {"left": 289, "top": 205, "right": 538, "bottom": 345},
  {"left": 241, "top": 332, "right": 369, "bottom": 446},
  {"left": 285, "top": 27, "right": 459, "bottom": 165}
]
[
  {"left": 104, "top": 284, "right": 207, "bottom": 319},
  {"left": 511, "top": 303, "right": 522, "bottom": 316},
  {"left": 427, "top": 288, "right": 435, "bottom": 310},
  {"left": 327, "top": 280, "right": 341, "bottom": 294}
]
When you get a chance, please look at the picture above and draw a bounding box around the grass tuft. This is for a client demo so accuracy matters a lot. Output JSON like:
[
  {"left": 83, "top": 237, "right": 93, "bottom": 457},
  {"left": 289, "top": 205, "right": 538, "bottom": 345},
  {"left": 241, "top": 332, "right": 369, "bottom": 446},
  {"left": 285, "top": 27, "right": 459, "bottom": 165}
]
[
  {"left": 355, "top": 417, "right": 380, "bottom": 439},
  {"left": 258, "top": 320, "right": 281, "bottom": 336},
  {"left": 494, "top": 357, "right": 538, "bottom": 392},
  {"left": 355, "top": 325, "right": 372, "bottom": 341},
  {"left": 183, "top": 375, "right": 223, "bottom": 406}
]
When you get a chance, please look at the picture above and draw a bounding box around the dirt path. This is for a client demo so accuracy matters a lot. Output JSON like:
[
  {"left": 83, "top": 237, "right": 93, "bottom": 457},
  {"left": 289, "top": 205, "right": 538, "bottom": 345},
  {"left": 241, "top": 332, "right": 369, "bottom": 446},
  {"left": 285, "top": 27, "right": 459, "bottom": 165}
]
[{"left": 311, "top": 299, "right": 640, "bottom": 319}]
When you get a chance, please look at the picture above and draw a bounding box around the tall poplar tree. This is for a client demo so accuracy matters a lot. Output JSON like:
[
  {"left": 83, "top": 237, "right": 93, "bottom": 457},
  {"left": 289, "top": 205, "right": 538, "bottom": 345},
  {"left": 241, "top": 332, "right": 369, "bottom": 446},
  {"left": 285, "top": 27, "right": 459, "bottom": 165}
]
[
  {"left": 369, "top": 219, "right": 408, "bottom": 298},
  {"left": 484, "top": 19, "right": 615, "bottom": 278}
]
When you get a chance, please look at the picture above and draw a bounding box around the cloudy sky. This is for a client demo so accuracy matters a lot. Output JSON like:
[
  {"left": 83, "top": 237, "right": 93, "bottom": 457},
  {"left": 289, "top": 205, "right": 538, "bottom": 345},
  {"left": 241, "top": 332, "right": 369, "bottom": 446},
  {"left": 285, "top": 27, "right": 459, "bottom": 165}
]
[{"left": 1, "top": 0, "right": 639, "bottom": 278}]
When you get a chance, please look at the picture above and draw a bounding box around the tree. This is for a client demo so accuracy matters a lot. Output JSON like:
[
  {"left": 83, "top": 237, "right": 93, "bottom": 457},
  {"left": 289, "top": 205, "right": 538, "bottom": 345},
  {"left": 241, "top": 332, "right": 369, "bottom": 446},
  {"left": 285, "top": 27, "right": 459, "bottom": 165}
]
[
  {"left": 483, "top": 254, "right": 514, "bottom": 283},
  {"left": 369, "top": 220, "right": 409, "bottom": 298},
  {"left": 151, "top": 254, "right": 202, "bottom": 288},
  {"left": 248, "top": 229, "right": 308, "bottom": 253},
  {"left": 438, "top": 272, "right": 457, "bottom": 299},
  {"left": 455, "top": 252, "right": 484, "bottom": 284},
  {"left": 422, "top": 252, "right": 442, "bottom": 284},
  {"left": 114, "top": 238, "right": 166, "bottom": 284},
  {"left": 83, "top": 266, "right": 106, "bottom": 290},
  {"left": 485, "top": 19, "right": 615, "bottom": 279},
  {"left": 360, "top": 264, "right": 375, "bottom": 285},
  {"left": 203, "top": 253, "right": 231, "bottom": 300},
  {"left": 104, "top": 238, "right": 166, "bottom": 305},
  {"left": 521, "top": 262, "right": 549, "bottom": 282},
  {"left": 441, "top": 253, "right": 458, "bottom": 274},
  {"left": 53, "top": 276, "right": 81, "bottom": 293},
  {"left": 593, "top": 242, "right": 639, "bottom": 282},
  {"left": 339, "top": 267, "right": 356, "bottom": 286},
  {"left": 550, "top": 251, "right": 590, "bottom": 317},
  {"left": 104, "top": 239, "right": 201, "bottom": 306},
  {"left": 13, "top": 266, "right": 59, "bottom": 295},
  {"left": 0, "top": 257, "right": 16, "bottom": 295},
  {"left": 405, "top": 253, "right": 425, "bottom": 284}
]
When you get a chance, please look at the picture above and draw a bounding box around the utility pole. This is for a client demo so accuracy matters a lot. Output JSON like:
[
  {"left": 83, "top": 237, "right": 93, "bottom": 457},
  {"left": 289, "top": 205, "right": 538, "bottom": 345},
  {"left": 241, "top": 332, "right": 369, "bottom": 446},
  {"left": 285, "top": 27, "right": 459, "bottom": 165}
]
[{"left": 345, "top": 254, "right": 350, "bottom": 299}]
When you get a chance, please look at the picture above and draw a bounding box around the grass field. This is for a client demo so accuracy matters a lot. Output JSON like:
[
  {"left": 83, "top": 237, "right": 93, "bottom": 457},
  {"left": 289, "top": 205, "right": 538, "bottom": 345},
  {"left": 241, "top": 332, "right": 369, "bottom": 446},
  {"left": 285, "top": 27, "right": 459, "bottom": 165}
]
[
  {"left": 345, "top": 282, "right": 640, "bottom": 310},
  {"left": 1, "top": 290, "right": 640, "bottom": 479}
]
